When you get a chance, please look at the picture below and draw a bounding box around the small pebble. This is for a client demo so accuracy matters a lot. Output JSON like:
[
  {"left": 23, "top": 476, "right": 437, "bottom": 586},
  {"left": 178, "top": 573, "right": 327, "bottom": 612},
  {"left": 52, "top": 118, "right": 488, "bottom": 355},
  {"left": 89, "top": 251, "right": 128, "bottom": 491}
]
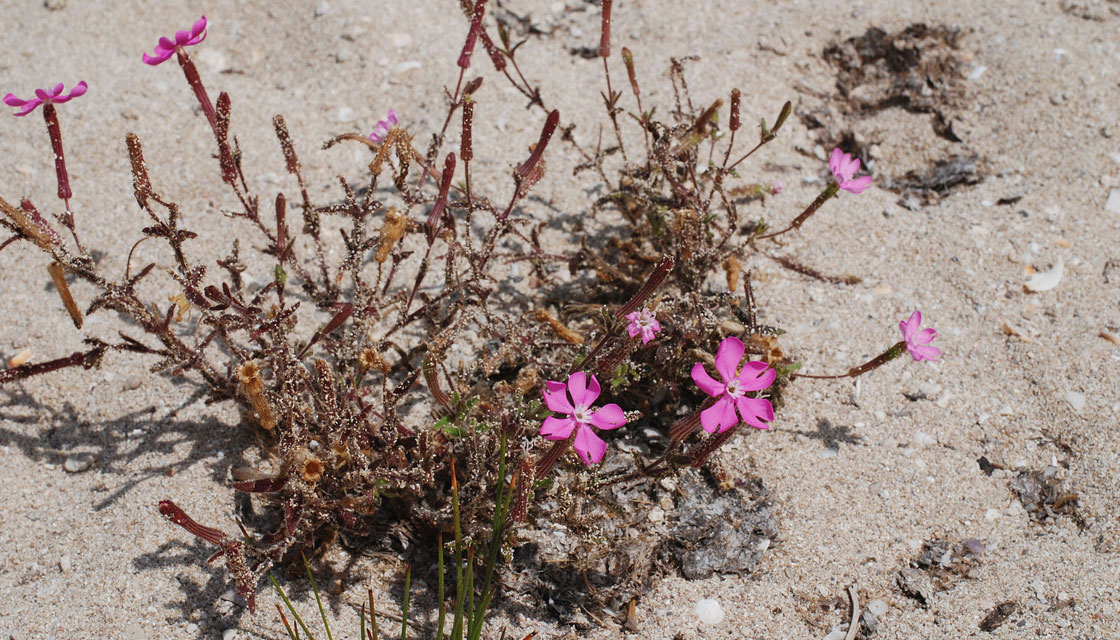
[
  {"left": 819, "top": 447, "right": 838, "bottom": 459},
  {"left": 124, "top": 375, "right": 143, "bottom": 391},
  {"left": 1106, "top": 189, "right": 1120, "bottom": 214},
  {"left": 985, "top": 508, "right": 1002, "bottom": 520},
  {"left": 314, "top": 1, "right": 331, "bottom": 16},
  {"left": 223, "top": 630, "right": 239, "bottom": 640},
  {"left": 757, "top": 538, "right": 771, "bottom": 552},
  {"left": 59, "top": 555, "right": 71, "bottom": 572},
  {"left": 963, "top": 538, "right": 986, "bottom": 555},
  {"left": 913, "top": 430, "right": 936, "bottom": 446},
  {"left": 63, "top": 457, "right": 91, "bottom": 473},
  {"left": 1064, "top": 391, "right": 1086, "bottom": 411},
  {"left": 337, "top": 106, "right": 354, "bottom": 122},
  {"left": 388, "top": 32, "right": 412, "bottom": 48},
  {"left": 186, "top": 623, "right": 199, "bottom": 634},
  {"left": 647, "top": 507, "right": 664, "bottom": 523},
  {"left": 695, "top": 598, "right": 724, "bottom": 625},
  {"left": 822, "top": 629, "right": 847, "bottom": 640},
  {"left": 867, "top": 598, "right": 889, "bottom": 617},
  {"left": 390, "top": 60, "right": 422, "bottom": 78}
]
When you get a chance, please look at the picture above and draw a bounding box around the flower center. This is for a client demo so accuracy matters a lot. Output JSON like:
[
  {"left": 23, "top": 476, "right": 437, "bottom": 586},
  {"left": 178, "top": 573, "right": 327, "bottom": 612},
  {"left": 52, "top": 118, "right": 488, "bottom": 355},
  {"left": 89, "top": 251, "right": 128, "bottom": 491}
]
[
  {"left": 572, "top": 405, "right": 591, "bottom": 423},
  {"left": 725, "top": 379, "right": 745, "bottom": 398}
]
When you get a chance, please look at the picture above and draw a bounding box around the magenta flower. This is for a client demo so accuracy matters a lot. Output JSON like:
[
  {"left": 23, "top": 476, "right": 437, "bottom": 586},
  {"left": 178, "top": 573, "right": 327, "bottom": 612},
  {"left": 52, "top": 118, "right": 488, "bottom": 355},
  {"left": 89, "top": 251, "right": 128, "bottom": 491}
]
[
  {"left": 899, "top": 310, "right": 940, "bottom": 362},
  {"left": 828, "top": 147, "right": 873, "bottom": 194},
  {"left": 691, "top": 336, "right": 775, "bottom": 434},
  {"left": 143, "top": 15, "right": 208, "bottom": 65},
  {"left": 540, "top": 372, "right": 627, "bottom": 465},
  {"left": 369, "top": 109, "right": 399, "bottom": 143},
  {"left": 626, "top": 307, "right": 661, "bottom": 344},
  {"left": 3, "top": 82, "right": 87, "bottom": 117}
]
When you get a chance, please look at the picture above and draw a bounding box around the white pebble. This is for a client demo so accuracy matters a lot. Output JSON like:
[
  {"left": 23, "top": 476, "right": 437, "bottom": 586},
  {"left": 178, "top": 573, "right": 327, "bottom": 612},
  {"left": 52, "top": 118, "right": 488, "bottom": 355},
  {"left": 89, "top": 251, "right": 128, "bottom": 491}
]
[
  {"left": 390, "top": 61, "right": 422, "bottom": 78},
  {"left": 314, "top": 1, "right": 331, "bottom": 16},
  {"left": 1064, "top": 391, "right": 1086, "bottom": 412},
  {"left": 63, "top": 457, "right": 91, "bottom": 473},
  {"left": 913, "top": 430, "right": 936, "bottom": 446},
  {"left": 819, "top": 447, "right": 838, "bottom": 459},
  {"left": 389, "top": 32, "right": 412, "bottom": 48},
  {"left": 337, "top": 106, "right": 354, "bottom": 122},
  {"left": 1102, "top": 190, "right": 1120, "bottom": 215},
  {"left": 694, "top": 598, "right": 724, "bottom": 625},
  {"left": 867, "top": 598, "right": 889, "bottom": 617},
  {"left": 59, "top": 555, "right": 71, "bottom": 572},
  {"left": 647, "top": 507, "right": 664, "bottom": 523},
  {"left": 223, "top": 630, "right": 239, "bottom": 640},
  {"left": 823, "top": 630, "right": 847, "bottom": 640},
  {"left": 985, "top": 508, "right": 1002, "bottom": 520},
  {"left": 757, "top": 538, "right": 771, "bottom": 552}
]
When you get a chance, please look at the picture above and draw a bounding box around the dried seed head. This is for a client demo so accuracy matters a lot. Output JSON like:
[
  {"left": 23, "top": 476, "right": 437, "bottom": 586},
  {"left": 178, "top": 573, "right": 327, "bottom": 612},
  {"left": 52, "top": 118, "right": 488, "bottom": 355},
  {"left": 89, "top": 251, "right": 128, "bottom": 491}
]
[
  {"left": 301, "top": 455, "right": 324, "bottom": 483},
  {"left": 725, "top": 255, "right": 741, "bottom": 292},
  {"left": 238, "top": 361, "right": 276, "bottom": 430},
  {"left": 376, "top": 207, "right": 408, "bottom": 263},
  {"left": 359, "top": 347, "right": 390, "bottom": 373}
]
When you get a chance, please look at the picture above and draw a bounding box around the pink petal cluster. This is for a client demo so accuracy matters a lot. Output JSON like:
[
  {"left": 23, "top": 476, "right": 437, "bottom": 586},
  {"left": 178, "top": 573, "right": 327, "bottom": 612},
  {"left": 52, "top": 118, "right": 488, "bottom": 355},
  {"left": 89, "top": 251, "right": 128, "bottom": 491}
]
[
  {"left": 143, "top": 16, "right": 208, "bottom": 65},
  {"left": 769, "top": 179, "right": 783, "bottom": 195},
  {"left": 541, "top": 372, "right": 626, "bottom": 465},
  {"left": 369, "top": 109, "right": 399, "bottom": 143},
  {"left": 691, "top": 336, "right": 775, "bottom": 433},
  {"left": 828, "top": 147, "right": 873, "bottom": 194},
  {"left": 899, "top": 310, "right": 940, "bottom": 362},
  {"left": 625, "top": 307, "right": 661, "bottom": 344},
  {"left": 3, "top": 82, "right": 87, "bottom": 117}
]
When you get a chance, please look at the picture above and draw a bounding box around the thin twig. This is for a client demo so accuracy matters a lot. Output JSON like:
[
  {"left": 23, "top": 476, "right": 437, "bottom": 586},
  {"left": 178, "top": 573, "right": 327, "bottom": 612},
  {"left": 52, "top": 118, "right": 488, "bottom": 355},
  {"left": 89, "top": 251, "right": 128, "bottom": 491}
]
[{"left": 843, "top": 584, "right": 861, "bottom": 640}]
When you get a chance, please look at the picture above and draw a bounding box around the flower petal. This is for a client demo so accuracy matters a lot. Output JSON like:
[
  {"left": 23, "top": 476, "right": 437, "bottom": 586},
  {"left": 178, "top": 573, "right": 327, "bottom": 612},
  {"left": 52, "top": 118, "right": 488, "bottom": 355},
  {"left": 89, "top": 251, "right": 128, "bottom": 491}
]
[
  {"left": 735, "top": 397, "right": 774, "bottom": 429},
  {"left": 540, "top": 415, "right": 576, "bottom": 439},
  {"left": 840, "top": 175, "right": 873, "bottom": 194},
  {"left": 701, "top": 397, "right": 737, "bottom": 434},
  {"left": 387, "top": 108, "right": 398, "bottom": 125},
  {"left": 691, "top": 362, "right": 725, "bottom": 398},
  {"left": 829, "top": 147, "right": 843, "bottom": 177},
  {"left": 640, "top": 327, "right": 656, "bottom": 344},
  {"left": 3, "top": 93, "right": 28, "bottom": 107},
  {"left": 53, "top": 81, "right": 87, "bottom": 104},
  {"left": 143, "top": 50, "right": 174, "bottom": 65},
  {"left": 542, "top": 380, "right": 574, "bottom": 414},
  {"left": 573, "top": 425, "right": 607, "bottom": 465},
  {"left": 715, "top": 396, "right": 739, "bottom": 433},
  {"left": 627, "top": 324, "right": 641, "bottom": 338},
  {"left": 714, "top": 335, "right": 745, "bottom": 382},
  {"left": 908, "top": 344, "right": 941, "bottom": 362},
  {"left": 736, "top": 362, "right": 775, "bottom": 392},
  {"left": 191, "top": 16, "right": 208, "bottom": 40},
  {"left": 915, "top": 327, "right": 937, "bottom": 345},
  {"left": 589, "top": 403, "right": 626, "bottom": 430},
  {"left": 900, "top": 310, "right": 920, "bottom": 342},
  {"left": 567, "top": 371, "right": 600, "bottom": 407}
]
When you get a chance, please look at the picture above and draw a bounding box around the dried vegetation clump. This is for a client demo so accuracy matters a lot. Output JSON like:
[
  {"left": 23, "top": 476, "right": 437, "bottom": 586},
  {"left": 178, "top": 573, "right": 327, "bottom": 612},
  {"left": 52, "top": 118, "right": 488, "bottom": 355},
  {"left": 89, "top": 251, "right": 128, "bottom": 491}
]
[{"left": 1, "top": 1, "right": 928, "bottom": 619}]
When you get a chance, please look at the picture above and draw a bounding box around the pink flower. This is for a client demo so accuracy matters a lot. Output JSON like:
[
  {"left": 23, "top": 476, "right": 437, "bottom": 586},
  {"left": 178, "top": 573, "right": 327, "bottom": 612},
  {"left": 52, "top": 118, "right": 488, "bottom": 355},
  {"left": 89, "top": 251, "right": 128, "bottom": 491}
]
[
  {"left": 143, "top": 16, "right": 208, "bottom": 65},
  {"left": 540, "top": 372, "right": 627, "bottom": 465},
  {"left": 690, "top": 336, "right": 775, "bottom": 433},
  {"left": 828, "top": 147, "right": 873, "bottom": 194},
  {"left": 770, "top": 179, "right": 783, "bottom": 195},
  {"left": 899, "top": 310, "right": 940, "bottom": 362},
  {"left": 369, "top": 109, "right": 399, "bottom": 143},
  {"left": 626, "top": 307, "right": 661, "bottom": 344},
  {"left": 3, "top": 82, "right": 87, "bottom": 117}
]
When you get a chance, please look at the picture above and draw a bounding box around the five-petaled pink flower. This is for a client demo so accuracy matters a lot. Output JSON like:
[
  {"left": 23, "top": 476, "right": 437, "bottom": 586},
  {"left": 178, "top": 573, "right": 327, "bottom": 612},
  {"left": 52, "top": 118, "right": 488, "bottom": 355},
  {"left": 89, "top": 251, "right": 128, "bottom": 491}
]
[
  {"left": 626, "top": 308, "right": 661, "bottom": 344},
  {"left": 541, "top": 372, "right": 626, "bottom": 465},
  {"left": 828, "top": 147, "right": 873, "bottom": 194},
  {"left": 691, "top": 336, "right": 775, "bottom": 434},
  {"left": 899, "top": 310, "right": 940, "bottom": 362},
  {"left": 3, "top": 82, "right": 87, "bottom": 117},
  {"left": 369, "top": 109, "right": 399, "bottom": 143},
  {"left": 143, "top": 16, "right": 208, "bottom": 65}
]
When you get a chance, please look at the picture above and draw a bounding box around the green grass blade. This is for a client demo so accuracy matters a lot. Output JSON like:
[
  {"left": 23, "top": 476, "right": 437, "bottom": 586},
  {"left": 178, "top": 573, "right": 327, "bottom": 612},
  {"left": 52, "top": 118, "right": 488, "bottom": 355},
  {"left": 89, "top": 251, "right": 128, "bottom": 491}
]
[
  {"left": 269, "top": 572, "right": 316, "bottom": 640},
  {"left": 400, "top": 564, "right": 412, "bottom": 640},
  {"left": 436, "top": 534, "right": 447, "bottom": 640},
  {"left": 302, "top": 552, "right": 334, "bottom": 640}
]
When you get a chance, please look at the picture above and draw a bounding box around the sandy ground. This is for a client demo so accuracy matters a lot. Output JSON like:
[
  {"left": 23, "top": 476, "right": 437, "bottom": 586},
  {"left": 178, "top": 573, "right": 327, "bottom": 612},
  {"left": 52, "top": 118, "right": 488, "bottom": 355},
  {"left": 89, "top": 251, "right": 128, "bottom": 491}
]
[{"left": 1, "top": 0, "right": 1119, "bottom": 638}]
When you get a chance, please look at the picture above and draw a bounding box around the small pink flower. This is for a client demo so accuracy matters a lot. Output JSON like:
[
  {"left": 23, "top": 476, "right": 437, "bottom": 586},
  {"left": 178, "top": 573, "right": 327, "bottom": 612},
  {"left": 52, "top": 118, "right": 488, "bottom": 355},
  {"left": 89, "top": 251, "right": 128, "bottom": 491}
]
[
  {"left": 626, "top": 307, "right": 661, "bottom": 344},
  {"left": 770, "top": 179, "right": 783, "bottom": 195},
  {"left": 143, "top": 16, "right": 208, "bottom": 65},
  {"left": 3, "top": 82, "right": 87, "bottom": 117},
  {"left": 691, "top": 336, "right": 775, "bottom": 433},
  {"left": 540, "top": 372, "right": 626, "bottom": 465},
  {"left": 828, "top": 147, "right": 873, "bottom": 194},
  {"left": 369, "top": 109, "right": 399, "bottom": 143},
  {"left": 899, "top": 310, "right": 940, "bottom": 362}
]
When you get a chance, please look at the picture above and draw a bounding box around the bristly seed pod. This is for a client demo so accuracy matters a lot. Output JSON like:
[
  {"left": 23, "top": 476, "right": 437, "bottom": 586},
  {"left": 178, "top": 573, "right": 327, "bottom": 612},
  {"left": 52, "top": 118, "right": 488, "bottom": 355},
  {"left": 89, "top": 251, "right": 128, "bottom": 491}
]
[
  {"left": 615, "top": 255, "right": 674, "bottom": 320},
  {"left": 516, "top": 110, "right": 560, "bottom": 179},
  {"left": 458, "top": 0, "right": 488, "bottom": 69},
  {"left": 730, "top": 88, "right": 741, "bottom": 132},
  {"left": 426, "top": 153, "right": 457, "bottom": 244},
  {"left": 479, "top": 29, "right": 506, "bottom": 71},
  {"left": 599, "top": 0, "right": 613, "bottom": 58},
  {"left": 376, "top": 207, "right": 407, "bottom": 263},
  {"left": 237, "top": 361, "right": 276, "bottom": 430},
  {"left": 622, "top": 47, "right": 639, "bottom": 96},
  {"left": 461, "top": 99, "right": 474, "bottom": 163}
]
